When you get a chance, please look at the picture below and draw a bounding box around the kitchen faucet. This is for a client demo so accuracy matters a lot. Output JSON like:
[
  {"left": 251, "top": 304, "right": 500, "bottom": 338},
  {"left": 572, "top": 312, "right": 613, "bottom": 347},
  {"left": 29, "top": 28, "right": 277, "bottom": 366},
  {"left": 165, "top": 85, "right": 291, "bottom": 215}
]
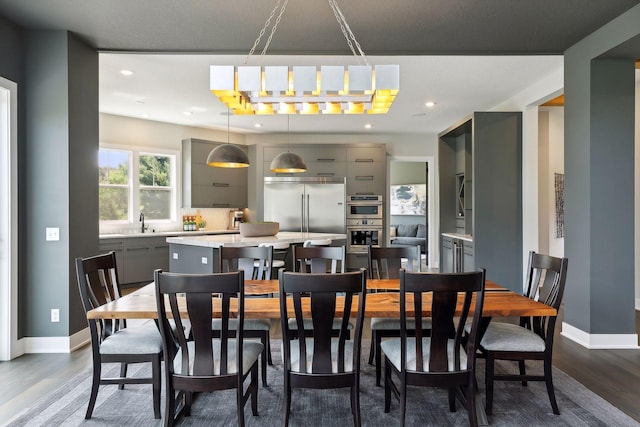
[{"left": 139, "top": 212, "right": 148, "bottom": 233}]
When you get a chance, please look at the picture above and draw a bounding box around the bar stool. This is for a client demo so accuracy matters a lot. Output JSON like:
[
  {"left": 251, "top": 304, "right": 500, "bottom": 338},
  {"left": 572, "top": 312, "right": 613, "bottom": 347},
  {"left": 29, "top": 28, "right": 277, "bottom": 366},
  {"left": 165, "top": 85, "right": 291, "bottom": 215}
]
[{"left": 257, "top": 241, "right": 290, "bottom": 279}]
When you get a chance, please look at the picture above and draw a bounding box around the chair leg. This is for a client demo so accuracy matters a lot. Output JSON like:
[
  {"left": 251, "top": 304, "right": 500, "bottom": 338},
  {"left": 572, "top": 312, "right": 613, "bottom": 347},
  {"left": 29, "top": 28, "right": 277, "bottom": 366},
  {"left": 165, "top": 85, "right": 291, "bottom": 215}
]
[
  {"left": 119, "top": 362, "right": 127, "bottom": 390},
  {"left": 519, "top": 360, "right": 528, "bottom": 386},
  {"left": 85, "top": 359, "right": 101, "bottom": 419},
  {"left": 251, "top": 363, "right": 259, "bottom": 416},
  {"left": 485, "top": 353, "right": 495, "bottom": 416},
  {"left": 266, "top": 330, "right": 273, "bottom": 365},
  {"left": 283, "top": 372, "right": 291, "bottom": 427},
  {"left": 384, "top": 359, "right": 391, "bottom": 413},
  {"left": 544, "top": 355, "right": 560, "bottom": 415},
  {"left": 237, "top": 381, "right": 245, "bottom": 427},
  {"left": 164, "top": 383, "right": 175, "bottom": 427},
  {"left": 399, "top": 374, "right": 407, "bottom": 427},
  {"left": 260, "top": 333, "right": 268, "bottom": 387},
  {"left": 448, "top": 388, "right": 456, "bottom": 412},
  {"left": 375, "top": 333, "right": 383, "bottom": 386},
  {"left": 368, "top": 332, "right": 375, "bottom": 365},
  {"left": 351, "top": 381, "right": 361, "bottom": 427},
  {"left": 467, "top": 382, "right": 478, "bottom": 427},
  {"left": 152, "top": 355, "right": 162, "bottom": 419}
]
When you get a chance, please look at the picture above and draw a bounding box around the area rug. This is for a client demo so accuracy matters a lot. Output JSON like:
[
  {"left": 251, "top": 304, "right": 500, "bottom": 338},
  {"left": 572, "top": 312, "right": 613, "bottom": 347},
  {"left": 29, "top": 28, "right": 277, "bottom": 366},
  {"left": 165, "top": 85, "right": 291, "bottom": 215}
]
[{"left": 7, "top": 341, "right": 638, "bottom": 427}]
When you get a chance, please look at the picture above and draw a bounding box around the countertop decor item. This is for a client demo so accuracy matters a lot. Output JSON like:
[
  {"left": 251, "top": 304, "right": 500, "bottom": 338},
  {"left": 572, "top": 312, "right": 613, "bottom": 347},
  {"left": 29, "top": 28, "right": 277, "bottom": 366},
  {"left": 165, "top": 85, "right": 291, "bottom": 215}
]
[
  {"left": 209, "top": 0, "right": 399, "bottom": 115},
  {"left": 239, "top": 222, "right": 279, "bottom": 237}
]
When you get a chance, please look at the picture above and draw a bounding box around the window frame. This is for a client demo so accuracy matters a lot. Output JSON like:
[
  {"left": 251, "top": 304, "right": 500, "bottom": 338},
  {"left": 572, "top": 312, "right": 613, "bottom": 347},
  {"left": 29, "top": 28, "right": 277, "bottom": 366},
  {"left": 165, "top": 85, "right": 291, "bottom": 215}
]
[{"left": 99, "top": 143, "right": 181, "bottom": 233}]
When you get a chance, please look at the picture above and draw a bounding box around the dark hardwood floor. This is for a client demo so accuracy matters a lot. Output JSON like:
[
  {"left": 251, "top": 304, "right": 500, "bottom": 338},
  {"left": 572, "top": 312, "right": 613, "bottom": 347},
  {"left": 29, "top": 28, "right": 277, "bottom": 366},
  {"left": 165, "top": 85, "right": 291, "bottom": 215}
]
[{"left": 1, "top": 312, "right": 639, "bottom": 424}]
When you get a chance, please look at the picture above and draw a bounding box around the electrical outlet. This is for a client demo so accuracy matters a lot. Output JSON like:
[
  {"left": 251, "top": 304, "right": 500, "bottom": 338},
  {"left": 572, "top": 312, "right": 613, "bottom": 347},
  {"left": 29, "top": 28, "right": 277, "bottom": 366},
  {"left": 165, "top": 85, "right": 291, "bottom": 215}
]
[
  {"left": 172, "top": 252, "right": 179, "bottom": 260},
  {"left": 51, "top": 308, "right": 60, "bottom": 323},
  {"left": 201, "top": 257, "right": 208, "bottom": 264}
]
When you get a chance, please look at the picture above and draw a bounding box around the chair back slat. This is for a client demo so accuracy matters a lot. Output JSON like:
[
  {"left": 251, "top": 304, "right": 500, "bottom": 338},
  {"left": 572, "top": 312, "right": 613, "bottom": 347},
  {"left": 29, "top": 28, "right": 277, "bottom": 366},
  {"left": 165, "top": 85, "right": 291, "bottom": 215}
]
[
  {"left": 399, "top": 269, "right": 485, "bottom": 374},
  {"left": 280, "top": 269, "right": 366, "bottom": 375},
  {"left": 293, "top": 246, "right": 346, "bottom": 273},
  {"left": 368, "top": 245, "right": 421, "bottom": 279},
  {"left": 155, "top": 270, "right": 244, "bottom": 378}
]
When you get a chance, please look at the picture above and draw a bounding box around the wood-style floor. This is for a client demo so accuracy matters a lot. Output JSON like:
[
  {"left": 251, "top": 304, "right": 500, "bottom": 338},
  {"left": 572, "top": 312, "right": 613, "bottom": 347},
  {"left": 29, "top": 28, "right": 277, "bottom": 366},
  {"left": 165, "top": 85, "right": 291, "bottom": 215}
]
[{"left": 1, "top": 310, "right": 639, "bottom": 425}]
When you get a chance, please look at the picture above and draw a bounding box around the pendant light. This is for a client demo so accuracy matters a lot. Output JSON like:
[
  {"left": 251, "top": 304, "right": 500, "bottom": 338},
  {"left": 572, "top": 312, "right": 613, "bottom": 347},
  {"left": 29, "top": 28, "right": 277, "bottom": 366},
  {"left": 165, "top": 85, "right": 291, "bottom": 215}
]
[
  {"left": 270, "top": 115, "right": 307, "bottom": 173},
  {"left": 207, "top": 109, "right": 250, "bottom": 168}
]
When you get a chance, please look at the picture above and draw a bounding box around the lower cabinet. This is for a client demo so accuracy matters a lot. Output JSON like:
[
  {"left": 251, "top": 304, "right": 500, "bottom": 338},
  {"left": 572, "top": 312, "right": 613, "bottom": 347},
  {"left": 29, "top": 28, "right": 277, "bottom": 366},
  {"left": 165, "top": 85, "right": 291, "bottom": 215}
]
[
  {"left": 169, "top": 244, "right": 220, "bottom": 274},
  {"left": 440, "top": 234, "right": 474, "bottom": 273},
  {"left": 99, "top": 236, "right": 171, "bottom": 285}
]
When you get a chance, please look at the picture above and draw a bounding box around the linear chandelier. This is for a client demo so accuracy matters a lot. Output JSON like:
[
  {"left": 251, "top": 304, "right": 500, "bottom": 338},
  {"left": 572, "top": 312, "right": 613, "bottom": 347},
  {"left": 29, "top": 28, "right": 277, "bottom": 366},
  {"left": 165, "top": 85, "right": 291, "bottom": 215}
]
[{"left": 209, "top": 0, "right": 399, "bottom": 115}]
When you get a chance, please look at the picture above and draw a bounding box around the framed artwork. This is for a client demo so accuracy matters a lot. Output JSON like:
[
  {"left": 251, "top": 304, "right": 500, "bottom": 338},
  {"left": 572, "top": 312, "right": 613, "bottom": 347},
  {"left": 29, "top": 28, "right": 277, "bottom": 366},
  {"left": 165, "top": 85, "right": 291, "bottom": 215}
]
[{"left": 390, "top": 184, "right": 426, "bottom": 215}]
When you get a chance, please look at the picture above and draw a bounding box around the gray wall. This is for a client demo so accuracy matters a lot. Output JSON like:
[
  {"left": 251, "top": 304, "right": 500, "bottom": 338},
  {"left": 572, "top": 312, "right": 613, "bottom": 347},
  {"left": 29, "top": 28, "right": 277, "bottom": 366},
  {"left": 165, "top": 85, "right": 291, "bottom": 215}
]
[
  {"left": 564, "top": 5, "right": 640, "bottom": 335},
  {"left": 23, "top": 31, "right": 98, "bottom": 337}
]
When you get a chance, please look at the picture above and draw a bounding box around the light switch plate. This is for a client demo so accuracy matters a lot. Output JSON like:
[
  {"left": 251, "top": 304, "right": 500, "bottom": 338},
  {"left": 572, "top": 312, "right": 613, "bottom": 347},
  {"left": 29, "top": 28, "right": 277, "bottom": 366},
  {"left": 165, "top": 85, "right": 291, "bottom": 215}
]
[
  {"left": 172, "top": 252, "right": 179, "bottom": 260},
  {"left": 201, "top": 257, "right": 208, "bottom": 264},
  {"left": 45, "top": 227, "right": 59, "bottom": 241}
]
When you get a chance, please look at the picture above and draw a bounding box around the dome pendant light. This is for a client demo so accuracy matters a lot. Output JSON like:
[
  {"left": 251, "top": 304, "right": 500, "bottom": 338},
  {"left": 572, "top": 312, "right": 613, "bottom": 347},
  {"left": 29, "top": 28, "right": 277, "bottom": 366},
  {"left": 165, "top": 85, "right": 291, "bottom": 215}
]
[
  {"left": 207, "top": 108, "right": 250, "bottom": 168},
  {"left": 270, "top": 115, "right": 307, "bottom": 173}
]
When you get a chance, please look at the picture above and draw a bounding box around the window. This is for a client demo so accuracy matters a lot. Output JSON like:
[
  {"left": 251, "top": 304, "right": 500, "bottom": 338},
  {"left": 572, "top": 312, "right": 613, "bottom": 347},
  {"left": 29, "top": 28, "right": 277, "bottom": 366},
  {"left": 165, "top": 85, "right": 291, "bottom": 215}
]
[{"left": 99, "top": 147, "right": 177, "bottom": 226}]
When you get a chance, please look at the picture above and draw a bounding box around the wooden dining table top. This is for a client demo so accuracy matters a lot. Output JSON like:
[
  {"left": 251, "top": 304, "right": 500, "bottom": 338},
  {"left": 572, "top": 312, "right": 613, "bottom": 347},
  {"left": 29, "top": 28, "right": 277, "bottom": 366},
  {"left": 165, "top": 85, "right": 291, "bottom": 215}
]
[{"left": 88, "top": 278, "right": 556, "bottom": 320}]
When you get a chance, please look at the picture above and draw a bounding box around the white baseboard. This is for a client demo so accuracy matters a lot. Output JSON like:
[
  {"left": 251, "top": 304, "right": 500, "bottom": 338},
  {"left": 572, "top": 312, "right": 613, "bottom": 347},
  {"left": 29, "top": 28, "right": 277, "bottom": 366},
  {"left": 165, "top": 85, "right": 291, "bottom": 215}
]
[
  {"left": 561, "top": 322, "right": 639, "bottom": 349},
  {"left": 20, "top": 327, "right": 90, "bottom": 353}
]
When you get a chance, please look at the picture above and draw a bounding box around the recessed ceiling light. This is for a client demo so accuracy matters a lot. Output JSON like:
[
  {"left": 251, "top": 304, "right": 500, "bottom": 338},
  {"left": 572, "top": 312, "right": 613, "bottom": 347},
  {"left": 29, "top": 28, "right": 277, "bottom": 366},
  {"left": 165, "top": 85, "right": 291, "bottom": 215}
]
[
  {"left": 183, "top": 111, "right": 193, "bottom": 116},
  {"left": 135, "top": 99, "right": 145, "bottom": 104},
  {"left": 364, "top": 123, "right": 373, "bottom": 129},
  {"left": 120, "top": 69, "right": 134, "bottom": 76},
  {"left": 140, "top": 113, "right": 149, "bottom": 118},
  {"left": 425, "top": 101, "right": 436, "bottom": 108},
  {"left": 254, "top": 123, "right": 263, "bottom": 128}
]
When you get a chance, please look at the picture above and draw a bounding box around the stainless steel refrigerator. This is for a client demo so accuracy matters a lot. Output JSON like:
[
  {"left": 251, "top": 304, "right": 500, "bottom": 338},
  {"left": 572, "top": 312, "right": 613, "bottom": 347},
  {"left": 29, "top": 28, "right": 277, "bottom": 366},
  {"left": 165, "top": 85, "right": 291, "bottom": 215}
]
[{"left": 264, "top": 177, "right": 346, "bottom": 233}]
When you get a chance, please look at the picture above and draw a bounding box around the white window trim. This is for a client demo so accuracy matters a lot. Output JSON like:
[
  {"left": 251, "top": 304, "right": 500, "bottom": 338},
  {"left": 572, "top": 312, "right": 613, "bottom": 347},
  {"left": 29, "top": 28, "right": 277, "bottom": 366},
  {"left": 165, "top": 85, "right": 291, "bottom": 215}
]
[{"left": 99, "top": 143, "right": 181, "bottom": 234}]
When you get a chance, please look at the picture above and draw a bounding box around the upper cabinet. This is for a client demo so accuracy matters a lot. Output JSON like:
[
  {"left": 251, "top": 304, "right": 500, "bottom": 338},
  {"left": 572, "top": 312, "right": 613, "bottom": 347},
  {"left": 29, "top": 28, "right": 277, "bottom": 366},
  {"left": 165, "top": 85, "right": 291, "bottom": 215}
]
[
  {"left": 438, "top": 112, "right": 522, "bottom": 292},
  {"left": 182, "top": 138, "right": 248, "bottom": 208},
  {"left": 262, "top": 144, "right": 386, "bottom": 196}
]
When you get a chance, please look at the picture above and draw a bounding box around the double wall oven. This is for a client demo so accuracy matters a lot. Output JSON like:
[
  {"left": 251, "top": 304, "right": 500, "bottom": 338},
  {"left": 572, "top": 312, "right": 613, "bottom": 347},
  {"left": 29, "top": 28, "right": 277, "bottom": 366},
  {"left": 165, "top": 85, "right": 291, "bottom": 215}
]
[{"left": 346, "top": 195, "right": 383, "bottom": 253}]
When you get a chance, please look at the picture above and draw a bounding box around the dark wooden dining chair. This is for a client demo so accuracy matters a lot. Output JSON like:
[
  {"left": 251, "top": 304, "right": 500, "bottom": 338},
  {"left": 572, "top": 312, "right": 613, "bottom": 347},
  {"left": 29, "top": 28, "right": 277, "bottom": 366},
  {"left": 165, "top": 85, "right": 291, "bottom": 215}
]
[
  {"left": 154, "top": 269, "right": 262, "bottom": 427},
  {"left": 367, "top": 245, "right": 425, "bottom": 386},
  {"left": 289, "top": 245, "right": 349, "bottom": 339},
  {"left": 279, "top": 269, "right": 367, "bottom": 427},
  {"left": 478, "top": 251, "right": 568, "bottom": 416},
  {"left": 217, "top": 245, "right": 272, "bottom": 386},
  {"left": 381, "top": 269, "right": 486, "bottom": 427},
  {"left": 75, "top": 251, "right": 162, "bottom": 420}
]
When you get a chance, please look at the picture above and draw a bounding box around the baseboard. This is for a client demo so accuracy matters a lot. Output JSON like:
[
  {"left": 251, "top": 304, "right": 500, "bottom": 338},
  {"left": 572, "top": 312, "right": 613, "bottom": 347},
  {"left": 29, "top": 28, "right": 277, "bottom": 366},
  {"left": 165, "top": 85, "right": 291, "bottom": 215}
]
[
  {"left": 21, "top": 327, "right": 90, "bottom": 353},
  {"left": 561, "top": 322, "right": 639, "bottom": 349}
]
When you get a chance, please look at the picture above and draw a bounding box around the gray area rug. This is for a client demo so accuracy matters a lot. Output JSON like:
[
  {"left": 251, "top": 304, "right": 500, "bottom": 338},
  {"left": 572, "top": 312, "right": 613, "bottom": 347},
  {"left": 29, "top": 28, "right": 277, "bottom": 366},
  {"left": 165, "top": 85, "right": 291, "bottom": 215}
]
[{"left": 7, "top": 340, "right": 638, "bottom": 427}]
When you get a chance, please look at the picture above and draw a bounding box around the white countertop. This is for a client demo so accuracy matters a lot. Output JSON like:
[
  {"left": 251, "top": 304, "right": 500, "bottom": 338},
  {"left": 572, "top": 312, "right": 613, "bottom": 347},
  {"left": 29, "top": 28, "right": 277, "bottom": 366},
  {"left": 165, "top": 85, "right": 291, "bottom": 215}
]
[
  {"left": 100, "top": 229, "right": 240, "bottom": 240},
  {"left": 166, "top": 231, "right": 347, "bottom": 248},
  {"left": 442, "top": 232, "right": 473, "bottom": 242}
]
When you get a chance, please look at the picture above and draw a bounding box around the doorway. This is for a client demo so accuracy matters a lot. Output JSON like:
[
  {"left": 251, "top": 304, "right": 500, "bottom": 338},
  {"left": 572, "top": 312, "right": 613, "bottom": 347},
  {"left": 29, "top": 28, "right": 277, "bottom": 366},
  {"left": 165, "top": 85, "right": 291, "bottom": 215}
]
[
  {"left": 388, "top": 157, "right": 436, "bottom": 269},
  {"left": 0, "top": 76, "right": 18, "bottom": 360}
]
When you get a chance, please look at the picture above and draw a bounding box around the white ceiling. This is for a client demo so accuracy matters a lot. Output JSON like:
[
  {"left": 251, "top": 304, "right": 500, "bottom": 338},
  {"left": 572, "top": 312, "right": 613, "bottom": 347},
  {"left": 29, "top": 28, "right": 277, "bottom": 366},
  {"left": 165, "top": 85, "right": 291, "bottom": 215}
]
[{"left": 99, "top": 53, "right": 563, "bottom": 135}]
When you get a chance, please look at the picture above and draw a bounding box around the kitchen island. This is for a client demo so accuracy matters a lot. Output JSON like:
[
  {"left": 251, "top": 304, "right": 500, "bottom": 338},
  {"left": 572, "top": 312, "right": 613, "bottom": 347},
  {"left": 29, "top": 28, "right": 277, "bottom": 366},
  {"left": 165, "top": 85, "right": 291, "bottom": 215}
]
[{"left": 167, "top": 231, "right": 346, "bottom": 273}]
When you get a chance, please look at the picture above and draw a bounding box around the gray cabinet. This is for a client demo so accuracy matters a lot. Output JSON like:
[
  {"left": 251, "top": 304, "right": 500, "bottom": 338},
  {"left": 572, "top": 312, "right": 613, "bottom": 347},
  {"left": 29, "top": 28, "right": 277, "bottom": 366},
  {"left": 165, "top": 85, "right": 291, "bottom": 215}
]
[
  {"left": 183, "top": 138, "right": 248, "bottom": 208},
  {"left": 99, "top": 236, "right": 171, "bottom": 285},
  {"left": 346, "top": 146, "right": 386, "bottom": 195},
  {"left": 441, "top": 235, "right": 454, "bottom": 273},
  {"left": 438, "top": 112, "right": 522, "bottom": 291},
  {"left": 441, "top": 234, "right": 474, "bottom": 273}
]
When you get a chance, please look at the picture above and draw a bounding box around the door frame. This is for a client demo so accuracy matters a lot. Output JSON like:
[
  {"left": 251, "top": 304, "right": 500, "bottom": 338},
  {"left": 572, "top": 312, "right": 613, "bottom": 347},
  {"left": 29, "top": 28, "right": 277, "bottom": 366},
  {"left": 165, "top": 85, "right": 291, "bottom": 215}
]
[{"left": 0, "top": 76, "right": 19, "bottom": 360}]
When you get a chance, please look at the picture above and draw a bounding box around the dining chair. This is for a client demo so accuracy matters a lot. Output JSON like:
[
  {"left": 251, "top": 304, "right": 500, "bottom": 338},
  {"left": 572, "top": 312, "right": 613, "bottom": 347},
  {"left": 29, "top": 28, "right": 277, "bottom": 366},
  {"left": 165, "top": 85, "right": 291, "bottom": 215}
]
[
  {"left": 478, "top": 251, "right": 568, "bottom": 416},
  {"left": 289, "top": 245, "right": 348, "bottom": 339},
  {"left": 258, "top": 241, "right": 290, "bottom": 278},
  {"left": 381, "top": 269, "right": 486, "bottom": 427},
  {"left": 75, "top": 251, "right": 162, "bottom": 420},
  {"left": 217, "top": 245, "right": 273, "bottom": 386},
  {"left": 279, "top": 269, "right": 367, "bottom": 426},
  {"left": 154, "top": 269, "right": 262, "bottom": 426},
  {"left": 367, "top": 245, "right": 426, "bottom": 386}
]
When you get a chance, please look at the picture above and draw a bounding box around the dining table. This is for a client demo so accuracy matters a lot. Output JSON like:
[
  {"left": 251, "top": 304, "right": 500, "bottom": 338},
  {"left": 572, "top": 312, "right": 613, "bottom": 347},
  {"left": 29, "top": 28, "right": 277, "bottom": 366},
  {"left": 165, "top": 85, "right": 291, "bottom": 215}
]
[{"left": 88, "top": 278, "right": 555, "bottom": 321}]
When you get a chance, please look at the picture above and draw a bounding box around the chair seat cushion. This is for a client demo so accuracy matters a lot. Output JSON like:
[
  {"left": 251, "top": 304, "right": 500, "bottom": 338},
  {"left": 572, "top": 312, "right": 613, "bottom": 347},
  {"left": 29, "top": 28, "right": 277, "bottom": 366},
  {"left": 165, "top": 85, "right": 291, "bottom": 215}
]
[
  {"left": 370, "top": 317, "right": 432, "bottom": 331},
  {"left": 174, "top": 339, "right": 263, "bottom": 376},
  {"left": 100, "top": 324, "right": 162, "bottom": 355},
  {"left": 282, "top": 339, "right": 355, "bottom": 373},
  {"left": 380, "top": 337, "right": 467, "bottom": 372},
  {"left": 212, "top": 318, "right": 271, "bottom": 331},
  {"left": 479, "top": 322, "right": 546, "bottom": 352},
  {"left": 287, "top": 318, "right": 353, "bottom": 331}
]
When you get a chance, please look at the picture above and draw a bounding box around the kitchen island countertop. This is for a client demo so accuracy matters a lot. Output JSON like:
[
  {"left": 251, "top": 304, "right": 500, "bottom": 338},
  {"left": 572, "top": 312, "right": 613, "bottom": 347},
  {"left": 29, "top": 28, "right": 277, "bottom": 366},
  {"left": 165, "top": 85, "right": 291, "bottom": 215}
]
[{"left": 166, "top": 231, "right": 346, "bottom": 248}]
